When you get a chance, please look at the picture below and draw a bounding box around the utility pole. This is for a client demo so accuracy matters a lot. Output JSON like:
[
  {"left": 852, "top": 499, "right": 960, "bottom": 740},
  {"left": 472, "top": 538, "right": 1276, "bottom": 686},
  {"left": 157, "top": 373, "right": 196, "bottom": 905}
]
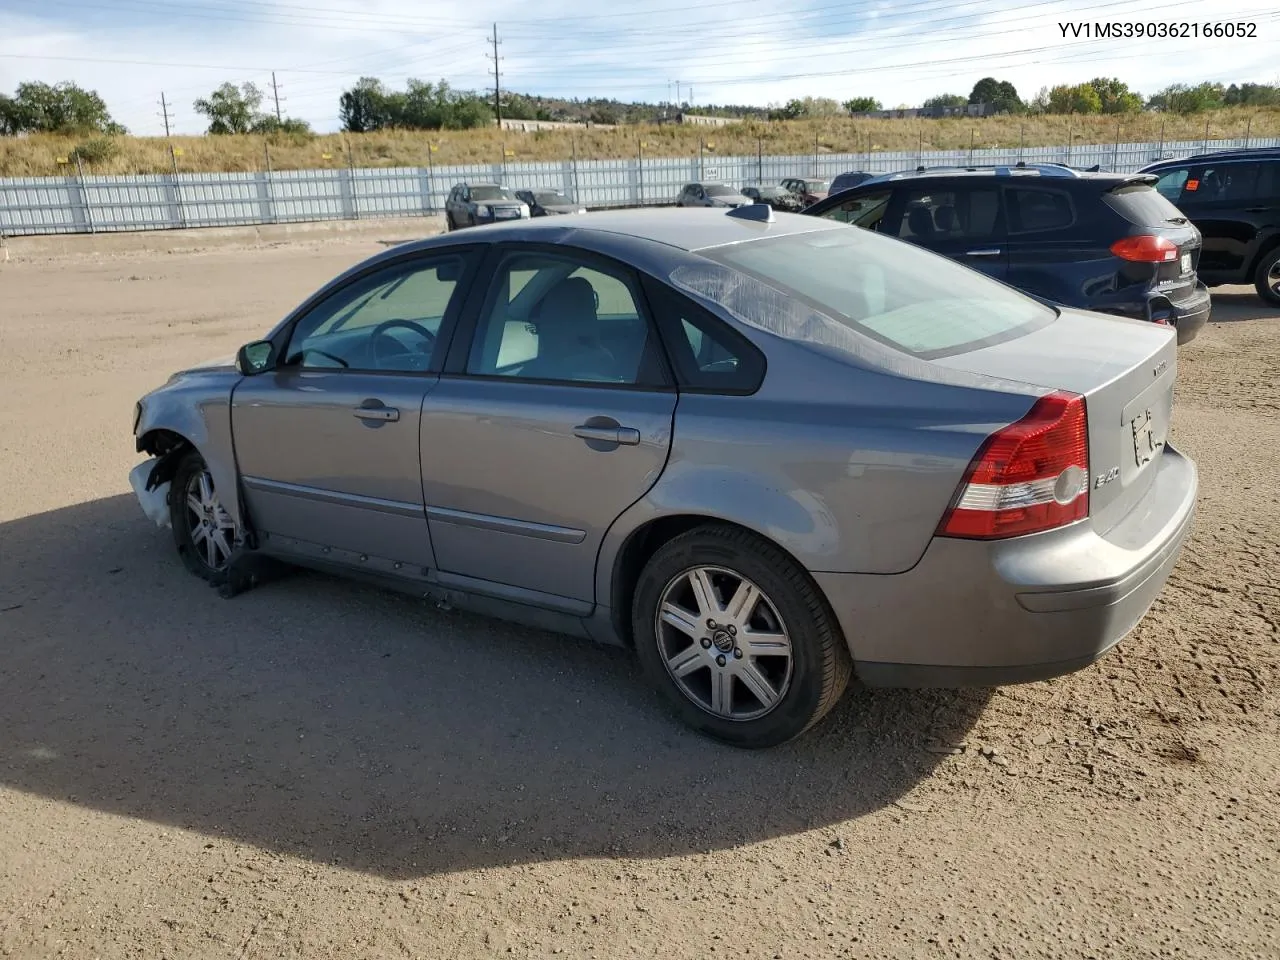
[
  {"left": 158, "top": 91, "right": 173, "bottom": 137},
  {"left": 487, "top": 24, "right": 503, "bottom": 125},
  {"left": 270, "top": 71, "right": 283, "bottom": 122},
  {"left": 676, "top": 80, "right": 681, "bottom": 107}
]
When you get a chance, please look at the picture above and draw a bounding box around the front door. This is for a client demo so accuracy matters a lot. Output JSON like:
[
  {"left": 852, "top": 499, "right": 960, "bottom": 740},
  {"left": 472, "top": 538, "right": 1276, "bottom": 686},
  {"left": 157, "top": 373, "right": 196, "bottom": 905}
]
[
  {"left": 420, "top": 246, "right": 678, "bottom": 606},
  {"left": 895, "top": 183, "right": 1009, "bottom": 282},
  {"left": 1180, "top": 160, "right": 1276, "bottom": 278},
  {"left": 231, "top": 249, "right": 477, "bottom": 571}
]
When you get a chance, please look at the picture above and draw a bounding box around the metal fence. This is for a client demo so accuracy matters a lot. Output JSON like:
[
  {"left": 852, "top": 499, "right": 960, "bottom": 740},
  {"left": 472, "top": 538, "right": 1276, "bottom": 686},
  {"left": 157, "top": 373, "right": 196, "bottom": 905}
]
[{"left": 2, "top": 136, "right": 1277, "bottom": 237}]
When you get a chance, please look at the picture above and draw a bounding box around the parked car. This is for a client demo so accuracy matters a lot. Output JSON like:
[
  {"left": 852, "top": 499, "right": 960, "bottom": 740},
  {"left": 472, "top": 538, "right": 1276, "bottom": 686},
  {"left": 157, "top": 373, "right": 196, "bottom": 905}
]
[
  {"left": 804, "top": 163, "right": 1211, "bottom": 345},
  {"left": 781, "top": 177, "right": 830, "bottom": 206},
  {"left": 675, "top": 182, "right": 750, "bottom": 208},
  {"left": 444, "top": 182, "right": 529, "bottom": 230},
  {"left": 739, "top": 184, "right": 804, "bottom": 212},
  {"left": 130, "top": 207, "right": 1197, "bottom": 748},
  {"left": 515, "top": 188, "right": 587, "bottom": 217},
  {"left": 829, "top": 170, "right": 874, "bottom": 194},
  {"left": 1139, "top": 147, "right": 1280, "bottom": 305}
]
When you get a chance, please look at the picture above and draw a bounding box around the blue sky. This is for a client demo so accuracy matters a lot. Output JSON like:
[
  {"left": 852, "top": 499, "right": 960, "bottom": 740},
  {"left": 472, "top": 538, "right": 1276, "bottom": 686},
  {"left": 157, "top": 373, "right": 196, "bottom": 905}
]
[{"left": 2, "top": 0, "right": 1278, "bottom": 135}]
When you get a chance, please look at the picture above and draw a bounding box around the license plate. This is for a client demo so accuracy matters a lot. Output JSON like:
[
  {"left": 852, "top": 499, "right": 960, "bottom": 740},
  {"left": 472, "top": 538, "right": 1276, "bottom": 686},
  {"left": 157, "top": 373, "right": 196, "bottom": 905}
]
[
  {"left": 1131, "top": 408, "right": 1160, "bottom": 467},
  {"left": 1180, "top": 252, "right": 1191, "bottom": 275},
  {"left": 495, "top": 208, "right": 520, "bottom": 219}
]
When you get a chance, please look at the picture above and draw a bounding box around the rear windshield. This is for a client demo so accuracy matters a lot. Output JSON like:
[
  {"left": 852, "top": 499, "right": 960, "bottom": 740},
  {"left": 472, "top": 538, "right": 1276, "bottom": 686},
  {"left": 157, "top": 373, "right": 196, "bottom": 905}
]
[
  {"left": 689, "top": 227, "right": 1055, "bottom": 359},
  {"left": 1104, "top": 182, "right": 1188, "bottom": 225},
  {"left": 705, "top": 184, "right": 739, "bottom": 197}
]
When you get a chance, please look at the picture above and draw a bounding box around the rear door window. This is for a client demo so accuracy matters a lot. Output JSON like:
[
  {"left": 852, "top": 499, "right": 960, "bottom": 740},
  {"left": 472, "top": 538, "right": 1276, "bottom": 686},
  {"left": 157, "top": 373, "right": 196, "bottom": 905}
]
[
  {"left": 1005, "top": 188, "right": 1074, "bottom": 233},
  {"left": 898, "top": 188, "right": 999, "bottom": 240}
]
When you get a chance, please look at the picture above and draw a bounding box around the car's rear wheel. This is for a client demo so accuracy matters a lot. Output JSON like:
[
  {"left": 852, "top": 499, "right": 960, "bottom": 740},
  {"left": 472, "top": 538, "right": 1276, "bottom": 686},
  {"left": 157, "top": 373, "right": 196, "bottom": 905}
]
[
  {"left": 632, "top": 524, "right": 852, "bottom": 748},
  {"left": 1254, "top": 246, "right": 1280, "bottom": 306},
  {"left": 169, "top": 450, "right": 236, "bottom": 585}
]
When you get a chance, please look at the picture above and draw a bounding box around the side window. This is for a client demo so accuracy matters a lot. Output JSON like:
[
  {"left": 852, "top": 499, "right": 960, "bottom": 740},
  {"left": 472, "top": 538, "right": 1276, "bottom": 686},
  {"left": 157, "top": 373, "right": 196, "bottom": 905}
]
[
  {"left": 1006, "top": 188, "right": 1074, "bottom": 234},
  {"left": 1217, "top": 163, "right": 1260, "bottom": 202},
  {"left": 899, "top": 188, "right": 1000, "bottom": 239},
  {"left": 1153, "top": 167, "right": 1189, "bottom": 202},
  {"left": 642, "top": 278, "right": 765, "bottom": 394},
  {"left": 284, "top": 255, "right": 468, "bottom": 372},
  {"left": 1258, "top": 161, "right": 1279, "bottom": 200},
  {"left": 466, "top": 252, "right": 665, "bottom": 386},
  {"left": 819, "top": 189, "right": 891, "bottom": 230}
]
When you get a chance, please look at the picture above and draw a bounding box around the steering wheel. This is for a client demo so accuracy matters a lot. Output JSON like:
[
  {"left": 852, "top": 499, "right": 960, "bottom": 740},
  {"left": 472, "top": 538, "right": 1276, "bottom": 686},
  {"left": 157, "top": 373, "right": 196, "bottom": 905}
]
[{"left": 370, "top": 319, "right": 436, "bottom": 371}]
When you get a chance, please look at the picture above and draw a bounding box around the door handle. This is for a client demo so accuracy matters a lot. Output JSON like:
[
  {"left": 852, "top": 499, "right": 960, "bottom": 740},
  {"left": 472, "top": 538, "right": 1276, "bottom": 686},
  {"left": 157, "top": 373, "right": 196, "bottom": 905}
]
[
  {"left": 965, "top": 248, "right": 1002, "bottom": 257},
  {"left": 574, "top": 423, "right": 641, "bottom": 445},
  {"left": 1245, "top": 206, "right": 1275, "bottom": 213},
  {"left": 353, "top": 403, "right": 399, "bottom": 422}
]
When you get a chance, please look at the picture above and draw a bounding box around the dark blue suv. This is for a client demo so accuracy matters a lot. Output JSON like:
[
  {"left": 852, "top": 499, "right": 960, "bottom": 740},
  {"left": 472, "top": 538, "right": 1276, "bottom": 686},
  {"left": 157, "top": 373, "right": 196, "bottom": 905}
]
[{"left": 803, "top": 163, "right": 1211, "bottom": 345}]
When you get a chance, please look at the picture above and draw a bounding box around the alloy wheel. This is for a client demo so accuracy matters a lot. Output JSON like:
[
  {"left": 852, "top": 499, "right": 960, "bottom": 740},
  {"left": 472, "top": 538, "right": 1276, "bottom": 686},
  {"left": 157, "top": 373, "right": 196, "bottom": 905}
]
[
  {"left": 184, "top": 469, "right": 235, "bottom": 572},
  {"left": 1269, "top": 258, "right": 1280, "bottom": 296},
  {"left": 654, "top": 565, "right": 794, "bottom": 721}
]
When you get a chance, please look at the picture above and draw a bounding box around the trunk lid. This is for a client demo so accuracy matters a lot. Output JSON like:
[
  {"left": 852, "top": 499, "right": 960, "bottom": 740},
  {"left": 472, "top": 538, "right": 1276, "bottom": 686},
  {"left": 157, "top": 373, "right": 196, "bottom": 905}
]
[{"left": 931, "top": 308, "right": 1178, "bottom": 536}]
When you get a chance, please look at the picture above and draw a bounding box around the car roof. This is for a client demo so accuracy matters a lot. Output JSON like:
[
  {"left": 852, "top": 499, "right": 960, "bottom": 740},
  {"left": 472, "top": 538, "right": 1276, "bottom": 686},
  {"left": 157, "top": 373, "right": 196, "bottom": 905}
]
[
  {"left": 1143, "top": 147, "right": 1280, "bottom": 167},
  {"left": 431, "top": 207, "right": 845, "bottom": 253}
]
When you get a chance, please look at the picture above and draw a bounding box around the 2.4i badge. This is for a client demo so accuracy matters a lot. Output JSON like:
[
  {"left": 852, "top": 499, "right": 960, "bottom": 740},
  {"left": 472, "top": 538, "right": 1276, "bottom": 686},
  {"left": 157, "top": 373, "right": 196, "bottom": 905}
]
[{"left": 1131, "top": 409, "right": 1161, "bottom": 467}]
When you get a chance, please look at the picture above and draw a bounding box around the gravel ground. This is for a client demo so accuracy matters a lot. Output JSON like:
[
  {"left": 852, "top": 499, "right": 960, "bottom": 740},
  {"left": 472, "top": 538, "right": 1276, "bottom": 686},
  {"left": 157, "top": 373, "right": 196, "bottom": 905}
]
[{"left": 1, "top": 239, "right": 1277, "bottom": 959}]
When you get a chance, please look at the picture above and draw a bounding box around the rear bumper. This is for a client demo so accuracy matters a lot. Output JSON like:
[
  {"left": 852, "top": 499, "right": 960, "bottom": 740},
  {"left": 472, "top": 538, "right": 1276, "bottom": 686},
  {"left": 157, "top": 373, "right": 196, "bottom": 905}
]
[
  {"left": 1097, "top": 282, "right": 1211, "bottom": 346},
  {"left": 814, "top": 443, "right": 1198, "bottom": 688}
]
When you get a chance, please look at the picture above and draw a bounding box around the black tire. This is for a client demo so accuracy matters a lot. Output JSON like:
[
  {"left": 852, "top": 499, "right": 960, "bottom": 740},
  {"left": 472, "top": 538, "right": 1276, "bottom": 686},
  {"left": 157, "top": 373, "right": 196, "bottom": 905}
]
[
  {"left": 1254, "top": 246, "right": 1280, "bottom": 306},
  {"left": 632, "top": 524, "right": 852, "bottom": 748},
  {"left": 168, "top": 450, "right": 235, "bottom": 585}
]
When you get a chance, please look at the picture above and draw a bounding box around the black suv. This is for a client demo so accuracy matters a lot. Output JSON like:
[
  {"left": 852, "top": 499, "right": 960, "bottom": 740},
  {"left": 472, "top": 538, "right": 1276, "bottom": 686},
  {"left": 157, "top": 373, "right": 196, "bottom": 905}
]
[
  {"left": 804, "top": 163, "right": 1211, "bottom": 345},
  {"left": 1139, "top": 147, "right": 1280, "bottom": 305}
]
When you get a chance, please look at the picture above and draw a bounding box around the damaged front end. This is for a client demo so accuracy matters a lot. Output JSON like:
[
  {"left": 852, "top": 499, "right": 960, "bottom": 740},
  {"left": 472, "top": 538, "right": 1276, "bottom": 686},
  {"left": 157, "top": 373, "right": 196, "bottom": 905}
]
[{"left": 128, "top": 459, "right": 172, "bottom": 529}]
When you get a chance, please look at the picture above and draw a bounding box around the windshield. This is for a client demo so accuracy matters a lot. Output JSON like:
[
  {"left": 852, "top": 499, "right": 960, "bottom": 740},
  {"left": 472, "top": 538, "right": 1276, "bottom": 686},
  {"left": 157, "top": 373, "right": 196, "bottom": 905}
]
[
  {"left": 803, "top": 180, "right": 830, "bottom": 192},
  {"left": 705, "top": 184, "right": 740, "bottom": 197},
  {"left": 754, "top": 186, "right": 786, "bottom": 198},
  {"left": 472, "top": 186, "right": 516, "bottom": 202},
  {"left": 689, "top": 227, "right": 1056, "bottom": 359},
  {"left": 534, "top": 191, "right": 571, "bottom": 205}
]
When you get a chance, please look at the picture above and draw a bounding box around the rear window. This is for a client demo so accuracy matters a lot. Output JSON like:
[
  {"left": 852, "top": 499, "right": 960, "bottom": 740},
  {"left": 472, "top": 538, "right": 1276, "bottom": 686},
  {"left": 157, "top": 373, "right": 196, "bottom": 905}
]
[
  {"left": 685, "top": 227, "right": 1056, "bottom": 360},
  {"left": 1103, "top": 183, "right": 1187, "bottom": 225}
]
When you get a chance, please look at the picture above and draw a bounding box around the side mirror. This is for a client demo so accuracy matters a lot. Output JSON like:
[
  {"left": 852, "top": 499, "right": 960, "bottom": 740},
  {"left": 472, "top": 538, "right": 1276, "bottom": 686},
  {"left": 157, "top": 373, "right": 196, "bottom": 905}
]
[{"left": 236, "top": 339, "right": 276, "bottom": 375}]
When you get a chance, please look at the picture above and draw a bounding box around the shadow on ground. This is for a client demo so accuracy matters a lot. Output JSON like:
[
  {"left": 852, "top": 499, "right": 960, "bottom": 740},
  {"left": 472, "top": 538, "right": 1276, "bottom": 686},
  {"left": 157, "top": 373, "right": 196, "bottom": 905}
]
[
  {"left": 1205, "top": 289, "right": 1280, "bottom": 322},
  {"left": 0, "top": 496, "right": 990, "bottom": 880}
]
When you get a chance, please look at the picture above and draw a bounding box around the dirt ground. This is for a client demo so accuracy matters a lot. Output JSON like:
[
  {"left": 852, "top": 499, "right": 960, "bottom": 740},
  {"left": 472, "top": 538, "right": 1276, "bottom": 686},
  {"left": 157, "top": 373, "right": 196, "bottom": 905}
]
[{"left": 1, "top": 236, "right": 1277, "bottom": 960}]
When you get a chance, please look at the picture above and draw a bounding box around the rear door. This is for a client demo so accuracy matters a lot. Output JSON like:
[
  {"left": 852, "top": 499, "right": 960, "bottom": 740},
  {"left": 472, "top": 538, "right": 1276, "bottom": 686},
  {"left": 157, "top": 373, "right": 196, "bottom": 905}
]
[
  {"left": 1179, "top": 160, "right": 1275, "bottom": 279},
  {"left": 896, "top": 182, "right": 1008, "bottom": 282},
  {"left": 419, "top": 244, "right": 677, "bottom": 607},
  {"left": 1001, "top": 183, "right": 1097, "bottom": 303}
]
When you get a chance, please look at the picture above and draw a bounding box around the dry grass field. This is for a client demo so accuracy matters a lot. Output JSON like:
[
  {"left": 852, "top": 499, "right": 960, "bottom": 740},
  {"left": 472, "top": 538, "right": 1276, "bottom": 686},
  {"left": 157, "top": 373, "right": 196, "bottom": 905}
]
[{"left": 1, "top": 107, "right": 1277, "bottom": 176}]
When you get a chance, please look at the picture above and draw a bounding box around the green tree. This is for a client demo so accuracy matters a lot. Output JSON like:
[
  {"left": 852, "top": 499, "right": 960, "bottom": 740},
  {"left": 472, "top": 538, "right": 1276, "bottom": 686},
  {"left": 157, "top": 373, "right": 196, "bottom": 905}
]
[
  {"left": 1047, "top": 83, "right": 1102, "bottom": 114},
  {"left": 1148, "top": 82, "right": 1225, "bottom": 113},
  {"left": 1086, "top": 77, "right": 1143, "bottom": 114},
  {"left": 1224, "top": 82, "right": 1280, "bottom": 106},
  {"left": 843, "top": 97, "right": 882, "bottom": 113},
  {"left": 193, "top": 82, "right": 264, "bottom": 134},
  {"left": 968, "top": 77, "right": 1022, "bottom": 113},
  {"left": 339, "top": 77, "right": 389, "bottom": 133},
  {"left": 0, "top": 81, "right": 123, "bottom": 135},
  {"left": 921, "top": 93, "right": 968, "bottom": 112}
]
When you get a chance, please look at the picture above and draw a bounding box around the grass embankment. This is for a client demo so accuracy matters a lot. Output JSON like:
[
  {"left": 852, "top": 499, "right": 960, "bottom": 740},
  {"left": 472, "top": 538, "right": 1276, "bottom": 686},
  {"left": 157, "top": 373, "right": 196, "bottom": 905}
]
[{"left": 2, "top": 108, "right": 1277, "bottom": 177}]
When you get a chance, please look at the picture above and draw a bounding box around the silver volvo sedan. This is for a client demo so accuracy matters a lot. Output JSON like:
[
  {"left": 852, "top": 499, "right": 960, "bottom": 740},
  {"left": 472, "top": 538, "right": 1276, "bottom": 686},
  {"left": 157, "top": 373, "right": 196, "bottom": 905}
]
[{"left": 130, "top": 205, "right": 1198, "bottom": 748}]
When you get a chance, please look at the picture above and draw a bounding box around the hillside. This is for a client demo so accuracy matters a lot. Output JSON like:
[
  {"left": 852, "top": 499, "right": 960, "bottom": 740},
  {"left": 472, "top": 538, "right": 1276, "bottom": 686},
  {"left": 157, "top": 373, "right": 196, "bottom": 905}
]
[{"left": 1, "top": 108, "right": 1277, "bottom": 177}]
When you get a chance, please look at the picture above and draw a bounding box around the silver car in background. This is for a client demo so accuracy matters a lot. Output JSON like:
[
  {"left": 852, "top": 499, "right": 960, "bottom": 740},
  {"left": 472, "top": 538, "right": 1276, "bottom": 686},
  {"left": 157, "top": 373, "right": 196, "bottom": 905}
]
[
  {"left": 130, "top": 207, "right": 1197, "bottom": 748},
  {"left": 676, "top": 183, "right": 750, "bottom": 208}
]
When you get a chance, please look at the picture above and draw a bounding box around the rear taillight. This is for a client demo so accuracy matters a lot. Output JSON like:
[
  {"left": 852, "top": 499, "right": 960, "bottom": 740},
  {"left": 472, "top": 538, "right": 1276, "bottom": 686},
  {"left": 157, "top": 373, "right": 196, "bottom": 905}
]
[
  {"left": 937, "top": 391, "right": 1089, "bottom": 540},
  {"left": 1111, "top": 235, "right": 1179, "bottom": 263}
]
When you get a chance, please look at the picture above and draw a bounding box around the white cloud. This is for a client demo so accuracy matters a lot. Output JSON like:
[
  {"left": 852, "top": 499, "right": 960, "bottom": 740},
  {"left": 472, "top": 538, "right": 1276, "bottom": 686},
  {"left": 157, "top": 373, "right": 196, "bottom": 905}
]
[{"left": 1, "top": 0, "right": 1277, "bottom": 134}]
